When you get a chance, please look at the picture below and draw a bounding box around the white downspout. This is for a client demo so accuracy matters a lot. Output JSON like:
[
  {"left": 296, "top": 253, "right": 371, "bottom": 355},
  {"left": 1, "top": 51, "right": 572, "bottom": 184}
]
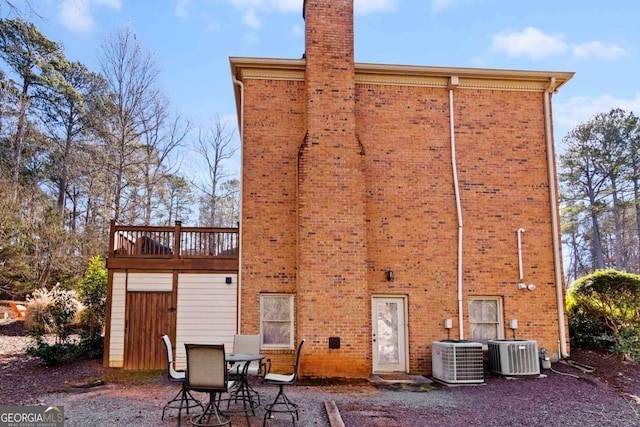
[
  {"left": 449, "top": 77, "right": 464, "bottom": 340},
  {"left": 233, "top": 75, "right": 244, "bottom": 334},
  {"left": 517, "top": 228, "right": 525, "bottom": 283},
  {"left": 544, "top": 77, "right": 569, "bottom": 358}
]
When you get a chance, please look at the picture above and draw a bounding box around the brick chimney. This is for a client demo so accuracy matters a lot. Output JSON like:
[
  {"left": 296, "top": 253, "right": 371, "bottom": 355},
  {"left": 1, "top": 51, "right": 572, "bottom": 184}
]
[{"left": 297, "top": 0, "right": 369, "bottom": 378}]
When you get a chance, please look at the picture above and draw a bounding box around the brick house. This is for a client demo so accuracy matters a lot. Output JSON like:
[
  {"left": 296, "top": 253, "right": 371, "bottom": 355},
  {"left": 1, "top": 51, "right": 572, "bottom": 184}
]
[{"left": 228, "top": 0, "right": 573, "bottom": 379}]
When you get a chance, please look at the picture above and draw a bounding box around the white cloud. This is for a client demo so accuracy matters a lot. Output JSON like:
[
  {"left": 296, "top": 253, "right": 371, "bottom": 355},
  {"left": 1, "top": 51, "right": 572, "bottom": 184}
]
[
  {"left": 243, "top": 9, "right": 262, "bottom": 29},
  {"left": 554, "top": 92, "right": 640, "bottom": 132},
  {"left": 271, "top": 0, "right": 302, "bottom": 12},
  {"left": 572, "top": 41, "right": 628, "bottom": 60},
  {"left": 58, "top": 0, "right": 121, "bottom": 33},
  {"left": 93, "top": 0, "right": 121, "bottom": 8},
  {"left": 245, "top": 32, "right": 260, "bottom": 45},
  {"left": 175, "top": 0, "right": 191, "bottom": 19},
  {"left": 355, "top": 0, "right": 399, "bottom": 14},
  {"left": 58, "top": 0, "right": 93, "bottom": 33},
  {"left": 205, "top": 19, "right": 221, "bottom": 32},
  {"left": 226, "top": 0, "right": 397, "bottom": 27},
  {"left": 228, "top": 0, "right": 265, "bottom": 8},
  {"left": 491, "top": 27, "right": 567, "bottom": 60},
  {"left": 288, "top": 23, "right": 303, "bottom": 40}
]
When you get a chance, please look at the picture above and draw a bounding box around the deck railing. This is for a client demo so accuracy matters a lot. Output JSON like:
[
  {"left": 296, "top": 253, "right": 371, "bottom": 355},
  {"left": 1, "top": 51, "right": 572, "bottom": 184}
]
[{"left": 109, "top": 221, "right": 239, "bottom": 258}]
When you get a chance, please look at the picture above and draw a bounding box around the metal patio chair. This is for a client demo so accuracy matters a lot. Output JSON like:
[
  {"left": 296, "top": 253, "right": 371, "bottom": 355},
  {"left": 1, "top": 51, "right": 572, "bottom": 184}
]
[
  {"left": 161, "top": 335, "right": 204, "bottom": 426},
  {"left": 185, "top": 343, "right": 236, "bottom": 427},
  {"left": 262, "top": 339, "right": 305, "bottom": 426}
]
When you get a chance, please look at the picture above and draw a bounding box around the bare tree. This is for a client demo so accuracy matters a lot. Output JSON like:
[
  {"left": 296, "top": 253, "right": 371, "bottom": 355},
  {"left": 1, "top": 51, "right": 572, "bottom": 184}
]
[
  {"left": 0, "top": 1, "right": 39, "bottom": 18},
  {"left": 165, "top": 174, "right": 195, "bottom": 224},
  {"left": 192, "top": 116, "right": 237, "bottom": 226},
  {"left": 138, "top": 96, "right": 189, "bottom": 224},
  {"left": 98, "top": 25, "right": 161, "bottom": 223}
]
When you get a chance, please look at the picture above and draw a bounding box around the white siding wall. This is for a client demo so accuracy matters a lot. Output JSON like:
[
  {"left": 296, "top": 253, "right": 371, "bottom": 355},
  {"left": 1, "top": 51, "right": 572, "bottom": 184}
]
[
  {"left": 127, "top": 273, "right": 173, "bottom": 291},
  {"left": 174, "top": 274, "right": 238, "bottom": 369},
  {"left": 109, "top": 273, "right": 127, "bottom": 367}
]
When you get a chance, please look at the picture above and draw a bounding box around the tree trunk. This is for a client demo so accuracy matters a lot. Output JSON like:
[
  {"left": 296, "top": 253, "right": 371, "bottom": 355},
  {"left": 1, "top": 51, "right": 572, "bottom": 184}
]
[
  {"left": 588, "top": 188, "right": 605, "bottom": 269},
  {"left": 12, "top": 87, "right": 29, "bottom": 199},
  {"left": 609, "top": 180, "right": 626, "bottom": 269}
]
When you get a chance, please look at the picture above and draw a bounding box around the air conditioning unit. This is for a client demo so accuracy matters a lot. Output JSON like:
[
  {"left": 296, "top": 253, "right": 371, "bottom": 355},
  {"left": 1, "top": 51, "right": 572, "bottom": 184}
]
[
  {"left": 431, "top": 340, "right": 484, "bottom": 384},
  {"left": 488, "top": 339, "right": 540, "bottom": 376}
]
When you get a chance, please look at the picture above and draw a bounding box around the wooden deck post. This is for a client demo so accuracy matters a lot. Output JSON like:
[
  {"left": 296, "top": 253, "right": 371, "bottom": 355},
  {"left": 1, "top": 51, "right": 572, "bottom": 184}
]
[
  {"left": 109, "top": 219, "right": 116, "bottom": 256},
  {"left": 174, "top": 221, "right": 182, "bottom": 258}
]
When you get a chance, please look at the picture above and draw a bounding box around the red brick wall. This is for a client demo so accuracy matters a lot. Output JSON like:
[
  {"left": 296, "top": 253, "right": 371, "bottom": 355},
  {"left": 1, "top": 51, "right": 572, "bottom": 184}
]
[
  {"left": 358, "top": 84, "right": 459, "bottom": 374},
  {"left": 297, "top": 0, "right": 370, "bottom": 377},
  {"left": 240, "top": 79, "right": 305, "bottom": 332},
  {"left": 239, "top": 1, "right": 566, "bottom": 378},
  {"left": 241, "top": 78, "right": 566, "bottom": 376}
]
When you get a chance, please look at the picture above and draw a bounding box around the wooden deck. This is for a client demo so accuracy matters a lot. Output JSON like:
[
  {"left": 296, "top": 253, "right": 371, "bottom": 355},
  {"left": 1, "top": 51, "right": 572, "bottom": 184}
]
[{"left": 106, "top": 221, "right": 239, "bottom": 271}]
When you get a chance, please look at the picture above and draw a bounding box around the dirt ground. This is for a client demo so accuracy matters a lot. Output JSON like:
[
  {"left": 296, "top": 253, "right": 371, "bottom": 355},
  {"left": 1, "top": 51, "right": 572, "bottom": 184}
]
[{"left": 1, "top": 319, "right": 639, "bottom": 426}]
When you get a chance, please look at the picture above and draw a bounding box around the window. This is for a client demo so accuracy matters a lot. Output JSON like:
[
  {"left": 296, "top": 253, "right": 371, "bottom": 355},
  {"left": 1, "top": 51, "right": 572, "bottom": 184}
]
[
  {"left": 260, "top": 294, "right": 294, "bottom": 349},
  {"left": 468, "top": 297, "right": 504, "bottom": 344}
]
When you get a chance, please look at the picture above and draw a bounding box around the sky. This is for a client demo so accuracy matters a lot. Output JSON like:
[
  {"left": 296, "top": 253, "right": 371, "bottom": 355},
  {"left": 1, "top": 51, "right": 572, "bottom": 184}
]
[{"left": 5, "top": 0, "right": 640, "bottom": 167}]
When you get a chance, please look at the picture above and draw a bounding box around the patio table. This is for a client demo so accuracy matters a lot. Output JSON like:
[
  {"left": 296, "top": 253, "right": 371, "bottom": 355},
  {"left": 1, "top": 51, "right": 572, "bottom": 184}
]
[{"left": 225, "top": 353, "right": 264, "bottom": 424}]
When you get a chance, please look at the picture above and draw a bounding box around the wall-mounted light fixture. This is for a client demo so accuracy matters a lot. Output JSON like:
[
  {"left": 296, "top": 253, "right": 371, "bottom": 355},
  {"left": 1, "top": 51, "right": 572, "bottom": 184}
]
[{"left": 386, "top": 269, "right": 393, "bottom": 282}]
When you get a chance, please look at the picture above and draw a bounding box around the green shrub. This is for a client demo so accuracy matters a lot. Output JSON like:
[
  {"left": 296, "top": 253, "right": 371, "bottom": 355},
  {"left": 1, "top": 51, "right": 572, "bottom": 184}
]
[
  {"left": 613, "top": 328, "right": 640, "bottom": 363},
  {"left": 567, "top": 269, "right": 640, "bottom": 361},
  {"left": 568, "top": 306, "right": 615, "bottom": 349},
  {"left": 77, "top": 255, "right": 107, "bottom": 339},
  {"left": 76, "top": 333, "right": 104, "bottom": 360},
  {"left": 26, "top": 285, "right": 80, "bottom": 342},
  {"left": 27, "top": 339, "right": 74, "bottom": 366},
  {"left": 25, "top": 285, "right": 80, "bottom": 365}
]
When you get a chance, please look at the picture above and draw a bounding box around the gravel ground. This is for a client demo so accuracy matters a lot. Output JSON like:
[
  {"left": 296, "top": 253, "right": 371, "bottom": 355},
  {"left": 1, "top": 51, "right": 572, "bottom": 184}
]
[
  {"left": 33, "top": 370, "right": 640, "bottom": 427},
  {"left": 1, "top": 319, "right": 639, "bottom": 427}
]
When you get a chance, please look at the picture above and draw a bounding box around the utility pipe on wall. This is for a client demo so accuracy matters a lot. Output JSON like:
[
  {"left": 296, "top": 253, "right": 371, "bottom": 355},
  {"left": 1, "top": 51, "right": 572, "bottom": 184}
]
[
  {"left": 543, "top": 77, "right": 569, "bottom": 358},
  {"left": 517, "top": 228, "right": 525, "bottom": 282},
  {"left": 448, "top": 77, "right": 464, "bottom": 340},
  {"left": 232, "top": 76, "right": 245, "bottom": 334}
]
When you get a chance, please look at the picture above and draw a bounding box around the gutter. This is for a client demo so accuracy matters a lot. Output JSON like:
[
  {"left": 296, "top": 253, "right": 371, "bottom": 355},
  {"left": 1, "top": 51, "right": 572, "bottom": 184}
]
[
  {"left": 448, "top": 76, "right": 464, "bottom": 340},
  {"left": 543, "top": 77, "right": 569, "bottom": 358},
  {"left": 232, "top": 75, "right": 244, "bottom": 334}
]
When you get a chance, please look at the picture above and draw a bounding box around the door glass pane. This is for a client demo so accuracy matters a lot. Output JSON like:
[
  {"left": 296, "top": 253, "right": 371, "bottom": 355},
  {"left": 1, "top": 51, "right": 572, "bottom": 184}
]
[
  {"left": 470, "top": 323, "right": 498, "bottom": 341},
  {"left": 377, "top": 302, "right": 399, "bottom": 364},
  {"left": 471, "top": 300, "right": 497, "bottom": 322}
]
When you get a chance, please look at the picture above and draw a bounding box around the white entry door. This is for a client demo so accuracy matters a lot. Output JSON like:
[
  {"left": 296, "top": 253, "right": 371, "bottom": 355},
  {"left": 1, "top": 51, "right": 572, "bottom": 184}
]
[{"left": 372, "top": 296, "right": 407, "bottom": 373}]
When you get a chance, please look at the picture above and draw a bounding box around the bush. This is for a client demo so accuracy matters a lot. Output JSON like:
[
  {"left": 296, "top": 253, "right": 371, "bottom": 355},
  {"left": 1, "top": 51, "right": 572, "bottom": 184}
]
[
  {"left": 25, "top": 285, "right": 80, "bottom": 365},
  {"left": 27, "top": 340, "right": 74, "bottom": 366},
  {"left": 76, "top": 333, "right": 104, "bottom": 360},
  {"left": 567, "top": 269, "right": 640, "bottom": 361},
  {"left": 613, "top": 328, "right": 640, "bottom": 363},
  {"left": 26, "top": 285, "right": 80, "bottom": 342},
  {"left": 77, "top": 255, "right": 107, "bottom": 339},
  {"left": 568, "top": 306, "right": 615, "bottom": 349}
]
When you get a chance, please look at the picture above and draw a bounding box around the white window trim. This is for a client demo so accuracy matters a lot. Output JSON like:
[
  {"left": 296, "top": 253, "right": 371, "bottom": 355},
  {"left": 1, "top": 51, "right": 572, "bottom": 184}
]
[
  {"left": 468, "top": 296, "right": 504, "bottom": 344},
  {"left": 260, "top": 293, "right": 295, "bottom": 350}
]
